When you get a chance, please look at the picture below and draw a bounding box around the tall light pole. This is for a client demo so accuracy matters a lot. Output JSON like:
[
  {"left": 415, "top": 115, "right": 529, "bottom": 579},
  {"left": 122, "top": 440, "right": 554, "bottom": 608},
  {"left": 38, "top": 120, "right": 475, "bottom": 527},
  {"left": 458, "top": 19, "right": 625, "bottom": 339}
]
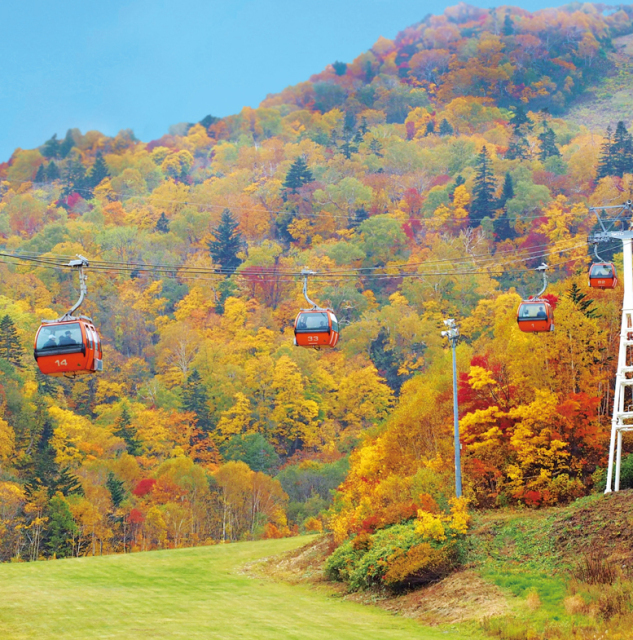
[{"left": 442, "top": 318, "right": 462, "bottom": 498}]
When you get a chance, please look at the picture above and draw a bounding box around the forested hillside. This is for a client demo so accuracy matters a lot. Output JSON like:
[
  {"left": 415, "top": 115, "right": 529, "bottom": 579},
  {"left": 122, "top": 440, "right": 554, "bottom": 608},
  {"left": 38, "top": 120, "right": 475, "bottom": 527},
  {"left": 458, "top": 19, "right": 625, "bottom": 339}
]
[{"left": 1, "top": 3, "right": 633, "bottom": 565}]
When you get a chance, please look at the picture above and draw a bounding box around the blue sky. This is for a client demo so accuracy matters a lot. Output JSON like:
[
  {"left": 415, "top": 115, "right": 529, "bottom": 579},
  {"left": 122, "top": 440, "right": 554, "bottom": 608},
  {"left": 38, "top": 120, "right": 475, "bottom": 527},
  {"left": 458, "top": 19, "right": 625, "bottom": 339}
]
[{"left": 1, "top": 0, "right": 568, "bottom": 162}]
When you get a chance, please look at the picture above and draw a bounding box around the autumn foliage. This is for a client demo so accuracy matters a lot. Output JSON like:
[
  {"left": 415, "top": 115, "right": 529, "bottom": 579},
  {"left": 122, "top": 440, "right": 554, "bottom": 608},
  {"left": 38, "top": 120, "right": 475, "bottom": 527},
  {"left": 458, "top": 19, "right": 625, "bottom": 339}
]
[{"left": 0, "top": 4, "right": 631, "bottom": 568}]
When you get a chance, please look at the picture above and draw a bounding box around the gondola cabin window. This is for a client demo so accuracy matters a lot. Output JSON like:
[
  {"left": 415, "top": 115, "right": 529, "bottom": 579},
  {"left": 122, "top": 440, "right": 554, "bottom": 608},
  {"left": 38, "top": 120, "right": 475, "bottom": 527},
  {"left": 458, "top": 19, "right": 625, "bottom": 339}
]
[
  {"left": 295, "top": 312, "right": 329, "bottom": 332},
  {"left": 36, "top": 323, "right": 83, "bottom": 350}
]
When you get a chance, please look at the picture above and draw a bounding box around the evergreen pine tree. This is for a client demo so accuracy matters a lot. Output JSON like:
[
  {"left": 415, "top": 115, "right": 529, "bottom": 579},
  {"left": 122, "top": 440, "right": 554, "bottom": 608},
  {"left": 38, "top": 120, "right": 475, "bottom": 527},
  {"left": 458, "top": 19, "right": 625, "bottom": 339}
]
[
  {"left": 369, "top": 328, "right": 403, "bottom": 393},
  {"left": 59, "top": 130, "right": 75, "bottom": 158},
  {"left": 340, "top": 133, "right": 358, "bottom": 159},
  {"left": 358, "top": 117, "right": 369, "bottom": 136},
  {"left": 106, "top": 472, "right": 127, "bottom": 508},
  {"left": 368, "top": 139, "right": 383, "bottom": 157},
  {"left": 208, "top": 209, "right": 244, "bottom": 273},
  {"left": 214, "top": 277, "right": 239, "bottom": 314},
  {"left": 61, "top": 159, "right": 89, "bottom": 201},
  {"left": 36, "top": 369, "right": 60, "bottom": 397},
  {"left": 493, "top": 173, "right": 516, "bottom": 241},
  {"left": 49, "top": 467, "right": 84, "bottom": 497},
  {"left": 497, "top": 172, "right": 515, "bottom": 208},
  {"left": 509, "top": 106, "right": 533, "bottom": 130},
  {"left": 349, "top": 207, "right": 369, "bottom": 228},
  {"left": 42, "top": 134, "right": 61, "bottom": 159},
  {"left": 340, "top": 113, "right": 358, "bottom": 159},
  {"left": 155, "top": 212, "right": 170, "bottom": 233},
  {"left": 493, "top": 213, "right": 515, "bottom": 242},
  {"left": 470, "top": 146, "right": 497, "bottom": 226},
  {"left": 34, "top": 164, "right": 46, "bottom": 183},
  {"left": 611, "top": 121, "right": 633, "bottom": 177},
  {"left": 538, "top": 121, "right": 560, "bottom": 161},
  {"left": 199, "top": 114, "right": 219, "bottom": 129},
  {"left": 567, "top": 283, "right": 600, "bottom": 318},
  {"left": 506, "top": 132, "right": 531, "bottom": 160},
  {"left": 503, "top": 13, "right": 514, "bottom": 35},
  {"left": 29, "top": 419, "right": 58, "bottom": 490},
  {"left": 283, "top": 157, "right": 314, "bottom": 192},
  {"left": 27, "top": 463, "right": 83, "bottom": 499},
  {"left": 46, "top": 161, "right": 60, "bottom": 181},
  {"left": 506, "top": 106, "right": 533, "bottom": 160},
  {"left": 0, "top": 315, "right": 24, "bottom": 366},
  {"left": 88, "top": 151, "right": 109, "bottom": 188},
  {"left": 439, "top": 119, "right": 454, "bottom": 136},
  {"left": 597, "top": 126, "right": 614, "bottom": 180},
  {"left": 425, "top": 120, "right": 436, "bottom": 136},
  {"left": 181, "top": 370, "right": 211, "bottom": 433},
  {"left": 113, "top": 407, "right": 142, "bottom": 456},
  {"left": 45, "top": 496, "right": 77, "bottom": 558},
  {"left": 448, "top": 175, "right": 465, "bottom": 200},
  {"left": 332, "top": 61, "right": 347, "bottom": 76},
  {"left": 221, "top": 433, "right": 280, "bottom": 474}
]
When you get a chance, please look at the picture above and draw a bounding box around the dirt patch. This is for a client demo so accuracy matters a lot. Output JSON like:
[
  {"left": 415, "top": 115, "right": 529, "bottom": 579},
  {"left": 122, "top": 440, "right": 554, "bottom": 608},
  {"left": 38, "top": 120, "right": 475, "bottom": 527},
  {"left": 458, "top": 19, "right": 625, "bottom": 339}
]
[
  {"left": 553, "top": 490, "right": 633, "bottom": 564},
  {"left": 245, "top": 535, "right": 334, "bottom": 584},
  {"left": 370, "top": 570, "right": 510, "bottom": 625},
  {"left": 248, "top": 535, "right": 511, "bottom": 626}
]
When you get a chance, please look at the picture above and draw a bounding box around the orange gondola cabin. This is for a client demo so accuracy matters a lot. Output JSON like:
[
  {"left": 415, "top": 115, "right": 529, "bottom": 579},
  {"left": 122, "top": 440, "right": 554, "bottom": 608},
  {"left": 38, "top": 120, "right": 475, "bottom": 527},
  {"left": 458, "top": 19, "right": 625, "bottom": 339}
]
[
  {"left": 34, "top": 318, "right": 103, "bottom": 376},
  {"left": 589, "top": 262, "right": 618, "bottom": 289},
  {"left": 516, "top": 299, "right": 554, "bottom": 333},
  {"left": 293, "top": 309, "right": 339, "bottom": 349}
]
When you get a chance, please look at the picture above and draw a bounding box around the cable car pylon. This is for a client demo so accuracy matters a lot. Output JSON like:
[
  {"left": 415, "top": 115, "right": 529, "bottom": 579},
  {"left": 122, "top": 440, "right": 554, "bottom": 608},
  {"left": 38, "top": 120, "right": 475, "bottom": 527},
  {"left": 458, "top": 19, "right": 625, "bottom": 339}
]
[{"left": 596, "top": 201, "right": 633, "bottom": 493}]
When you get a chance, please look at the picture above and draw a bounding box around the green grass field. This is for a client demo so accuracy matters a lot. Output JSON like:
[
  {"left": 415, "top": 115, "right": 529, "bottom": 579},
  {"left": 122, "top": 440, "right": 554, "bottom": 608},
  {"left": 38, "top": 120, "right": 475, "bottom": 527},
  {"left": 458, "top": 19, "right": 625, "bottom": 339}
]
[{"left": 0, "top": 536, "right": 480, "bottom": 640}]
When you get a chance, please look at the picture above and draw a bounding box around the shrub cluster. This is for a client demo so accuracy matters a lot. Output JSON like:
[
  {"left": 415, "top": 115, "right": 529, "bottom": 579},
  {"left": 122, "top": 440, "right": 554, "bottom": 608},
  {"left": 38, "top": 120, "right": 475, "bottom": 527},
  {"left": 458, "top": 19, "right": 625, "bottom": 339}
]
[{"left": 325, "top": 498, "right": 468, "bottom": 591}]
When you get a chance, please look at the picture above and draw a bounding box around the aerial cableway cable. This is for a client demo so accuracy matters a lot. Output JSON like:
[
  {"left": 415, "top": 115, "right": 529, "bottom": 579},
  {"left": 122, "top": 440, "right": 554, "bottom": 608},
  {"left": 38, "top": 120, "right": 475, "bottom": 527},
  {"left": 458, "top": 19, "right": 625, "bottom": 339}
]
[
  {"left": 0, "top": 238, "right": 592, "bottom": 281},
  {"left": 0, "top": 237, "right": 610, "bottom": 366},
  {"left": 0, "top": 236, "right": 579, "bottom": 274}
]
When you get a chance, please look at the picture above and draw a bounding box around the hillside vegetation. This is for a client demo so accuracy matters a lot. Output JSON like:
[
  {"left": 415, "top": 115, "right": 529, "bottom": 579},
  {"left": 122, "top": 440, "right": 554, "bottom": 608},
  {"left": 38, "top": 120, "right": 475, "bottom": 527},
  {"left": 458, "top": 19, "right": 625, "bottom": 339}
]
[
  {"left": 1, "top": 3, "right": 633, "bottom": 589},
  {"left": 261, "top": 492, "right": 633, "bottom": 639}
]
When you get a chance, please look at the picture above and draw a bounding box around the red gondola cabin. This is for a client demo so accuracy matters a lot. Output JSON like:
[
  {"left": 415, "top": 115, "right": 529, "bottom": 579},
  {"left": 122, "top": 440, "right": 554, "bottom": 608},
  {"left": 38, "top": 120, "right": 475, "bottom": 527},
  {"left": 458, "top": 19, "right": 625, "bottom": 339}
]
[
  {"left": 34, "top": 318, "right": 103, "bottom": 376},
  {"left": 516, "top": 299, "right": 554, "bottom": 333},
  {"left": 589, "top": 262, "right": 617, "bottom": 289},
  {"left": 294, "top": 309, "right": 339, "bottom": 348}
]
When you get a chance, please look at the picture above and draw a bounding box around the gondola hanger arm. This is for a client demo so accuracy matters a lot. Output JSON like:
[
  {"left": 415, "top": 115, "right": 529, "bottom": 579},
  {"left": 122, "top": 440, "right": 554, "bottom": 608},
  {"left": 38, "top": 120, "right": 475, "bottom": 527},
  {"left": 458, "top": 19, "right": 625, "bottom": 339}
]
[
  {"left": 535, "top": 263, "right": 548, "bottom": 298},
  {"left": 60, "top": 255, "right": 90, "bottom": 320},
  {"left": 301, "top": 268, "right": 319, "bottom": 309}
]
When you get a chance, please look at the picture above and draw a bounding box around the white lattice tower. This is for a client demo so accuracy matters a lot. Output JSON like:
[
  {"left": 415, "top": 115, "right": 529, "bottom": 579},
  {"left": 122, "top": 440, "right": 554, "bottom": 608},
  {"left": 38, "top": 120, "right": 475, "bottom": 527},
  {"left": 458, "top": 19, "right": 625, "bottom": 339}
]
[{"left": 605, "top": 226, "right": 633, "bottom": 492}]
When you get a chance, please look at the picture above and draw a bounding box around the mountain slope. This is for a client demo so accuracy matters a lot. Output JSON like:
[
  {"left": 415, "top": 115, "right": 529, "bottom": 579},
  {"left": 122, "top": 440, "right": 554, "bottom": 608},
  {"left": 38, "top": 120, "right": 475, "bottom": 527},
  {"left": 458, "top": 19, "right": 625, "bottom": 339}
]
[{"left": 565, "top": 33, "right": 633, "bottom": 130}]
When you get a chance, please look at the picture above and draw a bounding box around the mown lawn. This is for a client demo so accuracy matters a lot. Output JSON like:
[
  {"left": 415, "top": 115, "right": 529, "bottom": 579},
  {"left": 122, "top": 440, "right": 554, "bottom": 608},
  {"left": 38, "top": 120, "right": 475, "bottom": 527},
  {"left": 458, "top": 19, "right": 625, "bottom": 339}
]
[{"left": 0, "top": 536, "right": 480, "bottom": 640}]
